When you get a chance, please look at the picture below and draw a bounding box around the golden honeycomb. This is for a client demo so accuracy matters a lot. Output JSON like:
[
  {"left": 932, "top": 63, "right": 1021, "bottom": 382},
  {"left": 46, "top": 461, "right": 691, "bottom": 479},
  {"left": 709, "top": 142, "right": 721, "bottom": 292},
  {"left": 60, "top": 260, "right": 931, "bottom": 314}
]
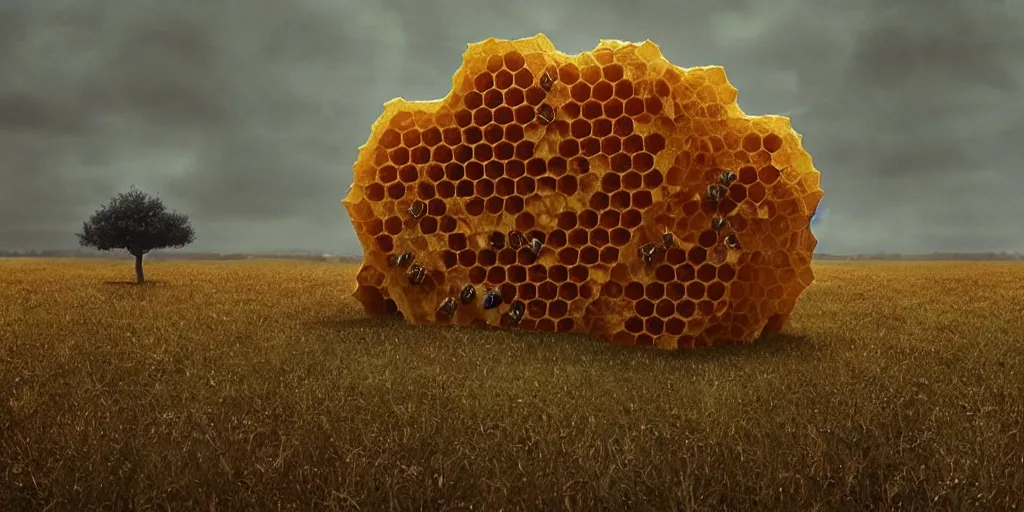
[{"left": 342, "top": 34, "right": 823, "bottom": 350}]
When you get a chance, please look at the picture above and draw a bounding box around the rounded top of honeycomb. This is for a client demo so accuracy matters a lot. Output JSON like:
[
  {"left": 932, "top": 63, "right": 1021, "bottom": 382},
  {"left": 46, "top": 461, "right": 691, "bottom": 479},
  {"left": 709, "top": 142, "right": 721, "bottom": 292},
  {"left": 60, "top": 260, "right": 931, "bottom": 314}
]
[{"left": 343, "top": 34, "right": 823, "bottom": 350}]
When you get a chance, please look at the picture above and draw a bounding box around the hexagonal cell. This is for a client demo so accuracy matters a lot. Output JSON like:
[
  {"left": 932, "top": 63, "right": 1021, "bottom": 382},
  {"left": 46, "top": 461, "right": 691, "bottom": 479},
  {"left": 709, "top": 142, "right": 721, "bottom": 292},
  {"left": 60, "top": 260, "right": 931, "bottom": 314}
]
[
  {"left": 588, "top": 228, "right": 610, "bottom": 247},
  {"left": 632, "top": 153, "right": 654, "bottom": 172},
  {"left": 557, "top": 175, "right": 579, "bottom": 195},
  {"left": 633, "top": 299, "right": 655, "bottom": 318},
  {"left": 467, "top": 265, "right": 487, "bottom": 285},
  {"left": 610, "top": 227, "right": 631, "bottom": 246},
  {"left": 439, "top": 215, "right": 457, "bottom": 233},
  {"left": 567, "top": 229, "right": 588, "bottom": 248},
  {"left": 598, "top": 246, "right": 618, "bottom": 264},
  {"left": 620, "top": 209, "right": 642, "bottom": 229},
  {"left": 513, "top": 104, "right": 536, "bottom": 124},
  {"left": 676, "top": 299, "right": 696, "bottom": 318},
  {"left": 578, "top": 209, "right": 599, "bottom": 229},
  {"left": 365, "top": 183, "right": 386, "bottom": 202},
  {"left": 625, "top": 316, "right": 644, "bottom": 334},
  {"left": 609, "top": 190, "right": 630, "bottom": 210},
  {"left": 457, "top": 249, "right": 477, "bottom": 267},
  {"left": 631, "top": 190, "right": 653, "bottom": 209},
  {"left": 498, "top": 248, "right": 517, "bottom": 266},
  {"left": 535, "top": 264, "right": 560, "bottom": 283},
  {"left": 506, "top": 264, "right": 527, "bottom": 283},
  {"left": 548, "top": 299, "right": 569, "bottom": 318},
  {"left": 742, "top": 133, "right": 761, "bottom": 153},
  {"left": 654, "top": 264, "right": 674, "bottom": 282},
  {"left": 538, "top": 281, "right": 558, "bottom": 300},
  {"left": 579, "top": 246, "right": 599, "bottom": 265}
]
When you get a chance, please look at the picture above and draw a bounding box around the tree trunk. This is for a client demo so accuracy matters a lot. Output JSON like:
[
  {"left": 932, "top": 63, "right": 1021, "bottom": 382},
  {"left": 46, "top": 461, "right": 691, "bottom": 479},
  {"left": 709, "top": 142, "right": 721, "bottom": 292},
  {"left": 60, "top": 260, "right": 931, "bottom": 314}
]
[{"left": 135, "top": 253, "right": 145, "bottom": 284}]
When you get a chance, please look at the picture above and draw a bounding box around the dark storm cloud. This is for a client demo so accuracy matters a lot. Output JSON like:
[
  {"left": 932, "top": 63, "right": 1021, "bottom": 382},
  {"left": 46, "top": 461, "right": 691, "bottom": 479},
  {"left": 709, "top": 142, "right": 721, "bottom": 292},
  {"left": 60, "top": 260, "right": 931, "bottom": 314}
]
[{"left": 1, "top": 0, "right": 1021, "bottom": 254}]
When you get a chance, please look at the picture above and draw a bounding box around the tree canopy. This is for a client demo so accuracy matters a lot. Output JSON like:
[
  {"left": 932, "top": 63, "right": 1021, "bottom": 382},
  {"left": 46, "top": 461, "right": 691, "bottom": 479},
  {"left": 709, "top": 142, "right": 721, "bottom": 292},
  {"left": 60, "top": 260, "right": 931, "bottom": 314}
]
[{"left": 77, "top": 186, "right": 195, "bottom": 256}]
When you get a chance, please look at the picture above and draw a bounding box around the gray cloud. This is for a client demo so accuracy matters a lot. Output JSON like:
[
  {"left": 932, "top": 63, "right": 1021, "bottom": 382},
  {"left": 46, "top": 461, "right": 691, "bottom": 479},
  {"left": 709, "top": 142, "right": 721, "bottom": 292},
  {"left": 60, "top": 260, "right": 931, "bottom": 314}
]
[{"left": 1, "top": 0, "right": 1021, "bottom": 254}]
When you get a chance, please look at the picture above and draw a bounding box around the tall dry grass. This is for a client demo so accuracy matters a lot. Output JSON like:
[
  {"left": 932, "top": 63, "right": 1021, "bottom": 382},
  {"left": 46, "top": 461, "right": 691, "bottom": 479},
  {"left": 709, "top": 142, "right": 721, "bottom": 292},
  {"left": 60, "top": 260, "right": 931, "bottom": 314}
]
[{"left": 0, "top": 258, "right": 1021, "bottom": 511}]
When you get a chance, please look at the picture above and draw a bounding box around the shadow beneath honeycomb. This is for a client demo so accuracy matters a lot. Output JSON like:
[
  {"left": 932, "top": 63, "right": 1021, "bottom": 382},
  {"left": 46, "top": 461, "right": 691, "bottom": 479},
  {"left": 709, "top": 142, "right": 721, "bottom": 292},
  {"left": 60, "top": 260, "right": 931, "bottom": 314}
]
[{"left": 310, "top": 314, "right": 815, "bottom": 363}]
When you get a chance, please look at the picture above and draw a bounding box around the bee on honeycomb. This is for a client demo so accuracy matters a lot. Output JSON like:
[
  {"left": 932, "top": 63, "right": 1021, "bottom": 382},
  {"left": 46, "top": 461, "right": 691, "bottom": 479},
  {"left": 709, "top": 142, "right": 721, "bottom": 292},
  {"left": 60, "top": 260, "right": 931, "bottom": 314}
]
[{"left": 343, "top": 34, "right": 823, "bottom": 350}]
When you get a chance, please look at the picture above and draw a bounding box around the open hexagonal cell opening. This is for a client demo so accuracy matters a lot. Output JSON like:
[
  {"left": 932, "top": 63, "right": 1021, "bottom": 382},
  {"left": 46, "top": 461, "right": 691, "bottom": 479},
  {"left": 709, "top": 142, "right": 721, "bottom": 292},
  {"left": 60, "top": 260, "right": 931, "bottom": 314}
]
[
  {"left": 419, "top": 217, "right": 438, "bottom": 235},
  {"left": 610, "top": 153, "right": 631, "bottom": 173},
  {"left": 506, "top": 265, "right": 527, "bottom": 283},
  {"left": 557, "top": 175, "right": 579, "bottom": 195},
  {"left": 654, "top": 264, "right": 674, "bottom": 282},
  {"left": 665, "top": 317, "right": 686, "bottom": 336},
  {"left": 698, "top": 230, "right": 718, "bottom": 248},
  {"left": 610, "top": 227, "right": 631, "bottom": 246},
  {"left": 364, "top": 218, "right": 385, "bottom": 237},
  {"left": 537, "top": 176, "right": 556, "bottom": 193},
  {"left": 578, "top": 210, "right": 599, "bottom": 229},
  {"left": 579, "top": 246, "right": 599, "bottom": 265},
  {"left": 686, "top": 282, "right": 706, "bottom": 300},
  {"left": 513, "top": 104, "right": 536, "bottom": 124},
  {"left": 490, "top": 162, "right": 511, "bottom": 181},
  {"left": 566, "top": 229, "right": 588, "bottom": 248},
  {"left": 527, "top": 299, "right": 547, "bottom": 318},
  {"left": 645, "top": 317, "right": 664, "bottom": 336},
  {"left": 478, "top": 248, "right": 497, "bottom": 266},
  {"left": 707, "top": 281, "right": 726, "bottom": 301},
  {"left": 588, "top": 228, "right": 609, "bottom": 247},
  {"left": 697, "top": 263, "right": 718, "bottom": 283},
  {"left": 546, "top": 230, "right": 567, "bottom": 249},
  {"left": 386, "top": 183, "right": 407, "bottom": 200},
  {"left": 548, "top": 299, "right": 569, "bottom": 318},
  {"left": 554, "top": 246, "right": 580, "bottom": 268},
  {"left": 568, "top": 265, "right": 589, "bottom": 283},
  {"left": 557, "top": 211, "right": 578, "bottom": 230},
  {"left": 518, "top": 283, "right": 537, "bottom": 300},
  {"left": 538, "top": 281, "right": 558, "bottom": 300},
  {"left": 599, "top": 210, "right": 620, "bottom": 229},
  {"left": 440, "top": 215, "right": 456, "bottom": 233},
  {"left": 666, "top": 282, "right": 685, "bottom": 300},
  {"left": 676, "top": 299, "right": 696, "bottom": 317},
  {"left": 599, "top": 246, "right": 619, "bottom": 264},
  {"left": 558, "top": 282, "right": 579, "bottom": 300},
  {"left": 486, "top": 266, "right": 506, "bottom": 284},
  {"left": 365, "top": 183, "right": 386, "bottom": 202},
  {"left": 631, "top": 190, "right": 653, "bottom": 209},
  {"left": 504, "top": 196, "right": 524, "bottom": 214},
  {"left": 545, "top": 265, "right": 567, "bottom": 282},
  {"left": 654, "top": 298, "right": 675, "bottom": 319},
  {"left": 417, "top": 182, "right": 436, "bottom": 201},
  {"left": 527, "top": 264, "right": 548, "bottom": 283},
  {"left": 384, "top": 216, "right": 403, "bottom": 236},
  {"left": 484, "top": 197, "right": 503, "bottom": 214},
  {"left": 468, "top": 266, "right": 487, "bottom": 284},
  {"left": 498, "top": 248, "right": 517, "bottom": 265},
  {"left": 610, "top": 190, "right": 631, "bottom": 210},
  {"left": 624, "top": 281, "right": 645, "bottom": 301},
  {"left": 718, "top": 264, "right": 737, "bottom": 282},
  {"left": 625, "top": 316, "right": 644, "bottom": 334},
  {"left": 514, "top": 212, "right": 535, "bottom": 232},
  {"left": 427, "top": 198, "right": 447, "bottom": 216},
  {"left": 645, "top": 282, "right": 665, "bottom": 300},
  {"left": 458, "top": 249, "right": 477, "bottom": 267},
  {"left": 515, "top": 177, "right": 536, "bottom": 195},
  {"left": 633, "top": 299, "right": 655, "bottom": 318}
]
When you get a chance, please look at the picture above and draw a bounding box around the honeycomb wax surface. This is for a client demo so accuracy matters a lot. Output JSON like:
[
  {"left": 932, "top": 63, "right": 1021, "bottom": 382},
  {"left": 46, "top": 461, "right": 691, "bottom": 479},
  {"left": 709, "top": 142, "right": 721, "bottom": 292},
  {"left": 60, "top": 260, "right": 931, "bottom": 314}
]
[{"left": 342, "top": 33, "right": 824, "bottom": 350}]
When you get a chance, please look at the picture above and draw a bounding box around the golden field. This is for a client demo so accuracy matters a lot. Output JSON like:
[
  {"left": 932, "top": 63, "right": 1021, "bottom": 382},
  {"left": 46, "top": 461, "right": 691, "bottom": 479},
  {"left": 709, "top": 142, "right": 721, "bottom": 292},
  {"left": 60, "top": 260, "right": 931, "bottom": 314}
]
[{"left": 0, "top": 258, "right": 1021, "bottom": 511}]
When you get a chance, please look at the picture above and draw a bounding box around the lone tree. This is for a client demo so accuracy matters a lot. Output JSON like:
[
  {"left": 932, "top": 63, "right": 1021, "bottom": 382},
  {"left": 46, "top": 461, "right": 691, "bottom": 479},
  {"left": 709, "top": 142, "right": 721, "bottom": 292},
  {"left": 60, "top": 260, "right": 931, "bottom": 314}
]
[{"left": 77, "top": 186, "right": 196, "bottom": 284}]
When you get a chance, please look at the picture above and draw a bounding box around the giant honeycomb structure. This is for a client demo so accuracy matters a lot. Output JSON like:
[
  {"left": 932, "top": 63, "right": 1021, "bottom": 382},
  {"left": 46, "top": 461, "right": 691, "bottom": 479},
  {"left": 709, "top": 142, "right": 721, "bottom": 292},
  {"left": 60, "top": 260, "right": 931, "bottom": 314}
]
[{"left": 343, "top": 34, "right": 823, "bottom": 350}]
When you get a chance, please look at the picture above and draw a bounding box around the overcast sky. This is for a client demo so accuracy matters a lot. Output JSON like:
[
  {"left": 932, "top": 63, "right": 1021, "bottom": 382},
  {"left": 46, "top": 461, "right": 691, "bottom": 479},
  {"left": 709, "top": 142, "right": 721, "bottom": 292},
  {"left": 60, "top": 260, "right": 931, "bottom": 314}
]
[{"left": 1, "top": 0, "right": 1021, "bottom": 255}]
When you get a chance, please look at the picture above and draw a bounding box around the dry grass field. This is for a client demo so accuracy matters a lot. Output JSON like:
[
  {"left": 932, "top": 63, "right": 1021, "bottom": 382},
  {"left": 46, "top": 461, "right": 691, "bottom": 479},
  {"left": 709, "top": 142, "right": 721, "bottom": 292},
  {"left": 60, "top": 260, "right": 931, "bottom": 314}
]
[{"left": 0, "top": 258, "right": 1021, "bottom": 511}]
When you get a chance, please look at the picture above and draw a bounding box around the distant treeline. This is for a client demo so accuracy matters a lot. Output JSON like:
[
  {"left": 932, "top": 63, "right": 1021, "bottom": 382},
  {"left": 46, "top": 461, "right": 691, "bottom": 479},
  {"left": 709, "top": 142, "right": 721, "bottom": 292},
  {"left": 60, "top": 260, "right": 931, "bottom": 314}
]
[{"left": 1, "top": 249, "right": 1021, "bottom": 262}]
